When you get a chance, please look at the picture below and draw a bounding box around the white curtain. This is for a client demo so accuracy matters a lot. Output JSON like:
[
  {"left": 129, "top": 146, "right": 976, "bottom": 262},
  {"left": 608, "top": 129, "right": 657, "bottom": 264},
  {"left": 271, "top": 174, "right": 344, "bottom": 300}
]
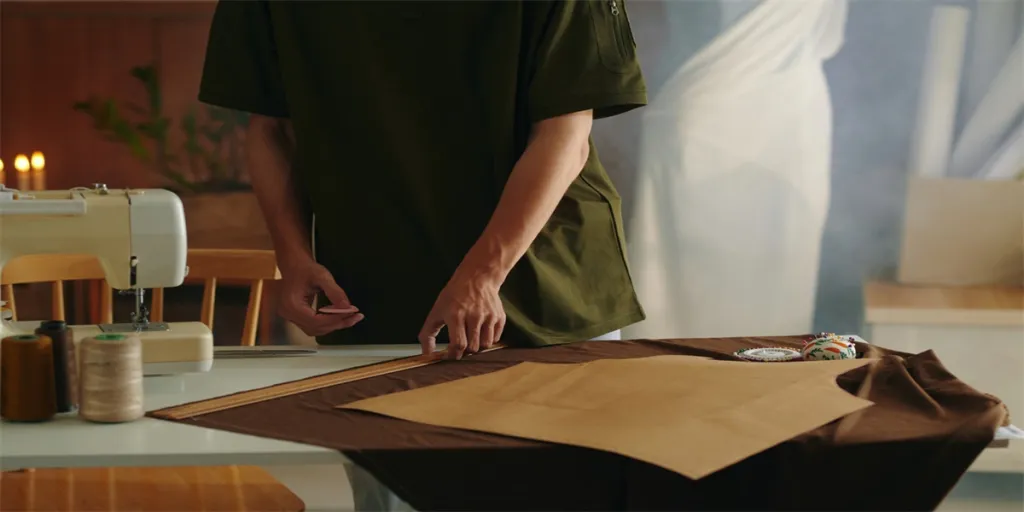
[
  {"left": 624, "top": 0, "right": 849, "bottom": 340},
  {"left": 950, "top": 0, "right": 1024, "bottom": 180}
]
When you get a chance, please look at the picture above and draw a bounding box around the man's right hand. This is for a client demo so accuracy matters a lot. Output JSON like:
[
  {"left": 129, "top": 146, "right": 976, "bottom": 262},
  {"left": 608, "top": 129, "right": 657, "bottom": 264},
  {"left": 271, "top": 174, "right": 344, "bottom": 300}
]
[
  {"left": 246, "top": 115, "right": 362, "bottom": 337},
  {"left": 278, "top": 260, "right": 364, "bottom": 337}
]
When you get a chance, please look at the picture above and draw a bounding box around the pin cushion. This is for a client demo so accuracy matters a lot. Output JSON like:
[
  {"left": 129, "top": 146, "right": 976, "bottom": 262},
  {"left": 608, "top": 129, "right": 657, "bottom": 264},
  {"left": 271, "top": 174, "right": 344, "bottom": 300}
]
[{"left": 802, "top": 333, "right": 858, "bottom": 361}]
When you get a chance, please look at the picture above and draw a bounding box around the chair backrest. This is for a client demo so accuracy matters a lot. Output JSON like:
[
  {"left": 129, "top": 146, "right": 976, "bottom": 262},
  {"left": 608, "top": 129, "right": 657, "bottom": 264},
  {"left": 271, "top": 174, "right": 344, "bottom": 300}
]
[
  {"left": 1, "top": 254, "right": 112, "bottom": 323},
  {"left": 0, "top": 249, "right": 281, "bottom": 346}
]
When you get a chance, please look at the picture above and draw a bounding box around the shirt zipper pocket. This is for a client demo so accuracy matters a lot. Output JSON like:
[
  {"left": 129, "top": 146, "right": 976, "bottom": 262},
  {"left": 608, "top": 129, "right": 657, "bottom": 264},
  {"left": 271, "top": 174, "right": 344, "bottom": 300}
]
[
  {"left": 610, "top": 1, "right": 626, "bottom": 56},
  {"left": 592, "top": 0, "right": 634, "bottom": 73}
]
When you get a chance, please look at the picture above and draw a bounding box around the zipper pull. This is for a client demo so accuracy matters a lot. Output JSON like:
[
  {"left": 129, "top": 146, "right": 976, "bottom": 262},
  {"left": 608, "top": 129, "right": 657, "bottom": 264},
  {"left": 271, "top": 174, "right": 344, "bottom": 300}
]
[{"left": 610, "top": 0, "right": 619, "bottom": 15}]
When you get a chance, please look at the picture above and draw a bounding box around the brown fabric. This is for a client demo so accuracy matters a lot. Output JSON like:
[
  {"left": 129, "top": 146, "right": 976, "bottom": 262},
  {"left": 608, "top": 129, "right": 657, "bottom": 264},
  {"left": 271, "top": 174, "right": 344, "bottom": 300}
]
[
  {"left": 150, "top": 336, "right": 1007, "bottom": 511},
  {"left": 341, "top": 355, "right": 875, "bottom": 480}
]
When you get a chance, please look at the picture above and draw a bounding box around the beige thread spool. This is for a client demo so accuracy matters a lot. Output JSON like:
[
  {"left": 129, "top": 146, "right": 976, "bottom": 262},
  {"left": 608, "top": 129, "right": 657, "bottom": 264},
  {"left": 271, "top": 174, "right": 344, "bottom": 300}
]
[{"left": 78, "top": 334, "right": 144, "bottom": 423}]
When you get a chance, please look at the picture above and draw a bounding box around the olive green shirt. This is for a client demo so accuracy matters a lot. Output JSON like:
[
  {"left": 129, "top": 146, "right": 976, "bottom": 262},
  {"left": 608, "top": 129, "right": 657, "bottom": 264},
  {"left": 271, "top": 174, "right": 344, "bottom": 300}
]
[{"left": 200, "top": 0, "right": 647, "bottom": 346}]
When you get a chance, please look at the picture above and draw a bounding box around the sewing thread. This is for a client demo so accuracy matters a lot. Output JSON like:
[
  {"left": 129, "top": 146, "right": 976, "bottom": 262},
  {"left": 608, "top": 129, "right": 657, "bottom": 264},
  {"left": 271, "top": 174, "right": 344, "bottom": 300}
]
[
  {"left": 78, "top": 334, "right": 144, "bottom": 423},
  {"left": 0, "top": 334, "right": 57, "bottom": 422},
  {"left": 36, "top": 320, "right": 77, "bottom": 413}
]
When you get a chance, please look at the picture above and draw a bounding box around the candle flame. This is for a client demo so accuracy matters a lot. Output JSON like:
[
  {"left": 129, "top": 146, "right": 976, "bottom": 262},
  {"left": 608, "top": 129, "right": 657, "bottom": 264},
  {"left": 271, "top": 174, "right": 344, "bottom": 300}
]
[
  {"left": 0, "top": 158, "right": 4, "bottom": 172},
  {"left": 30, "top": 151, "right": 45, "bottom": 171},
  {"left": 13, "top": 155, "right": 29, "bottom": 173}
]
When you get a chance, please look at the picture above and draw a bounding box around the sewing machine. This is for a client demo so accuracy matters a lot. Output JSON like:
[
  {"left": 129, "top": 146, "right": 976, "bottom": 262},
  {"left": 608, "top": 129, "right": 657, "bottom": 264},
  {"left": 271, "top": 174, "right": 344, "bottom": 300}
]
[{"left": 0, "top": 184, "right": 213, "bottom": 375}]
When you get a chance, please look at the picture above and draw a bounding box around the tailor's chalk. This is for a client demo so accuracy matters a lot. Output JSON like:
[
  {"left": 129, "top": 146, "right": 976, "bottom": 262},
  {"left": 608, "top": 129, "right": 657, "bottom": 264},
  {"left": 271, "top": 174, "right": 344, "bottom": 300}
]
[{"left": 319, "top": 305, "right": 360, "bottom": 313}]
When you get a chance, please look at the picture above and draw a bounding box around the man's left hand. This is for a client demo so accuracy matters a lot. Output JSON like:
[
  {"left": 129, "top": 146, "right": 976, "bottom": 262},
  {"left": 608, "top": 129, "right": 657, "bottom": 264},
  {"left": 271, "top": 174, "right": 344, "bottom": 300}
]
[{"left": 418, "top": 270, "right": 506, "bottom": 360}]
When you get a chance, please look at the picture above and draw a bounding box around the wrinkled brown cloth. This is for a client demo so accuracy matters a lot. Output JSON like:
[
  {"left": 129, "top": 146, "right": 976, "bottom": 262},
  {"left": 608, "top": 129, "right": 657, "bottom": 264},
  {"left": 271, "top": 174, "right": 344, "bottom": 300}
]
[{"left": 151, "top": 336, "right": 1007, "bottom": 511}]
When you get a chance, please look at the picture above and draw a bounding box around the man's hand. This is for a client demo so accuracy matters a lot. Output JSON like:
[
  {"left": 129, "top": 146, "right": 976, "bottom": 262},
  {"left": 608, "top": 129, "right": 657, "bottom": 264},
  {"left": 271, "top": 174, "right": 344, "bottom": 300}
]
[
  {"left": 418, "top": 270, "right": 505, "bottom": 360},
  {"left": 417, "top": 110, "right": 592, "bottom": 359},
  {"left": 278, "top": 259, "right": 364, "bottom": 337}
]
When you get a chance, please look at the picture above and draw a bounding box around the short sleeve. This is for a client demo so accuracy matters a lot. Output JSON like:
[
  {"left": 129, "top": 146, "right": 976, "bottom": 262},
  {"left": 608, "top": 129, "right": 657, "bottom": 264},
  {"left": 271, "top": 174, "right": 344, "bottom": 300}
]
[
  {"left": 199, "top": 0, "right": 288, "bottom": 117},
  {"left": 526, "top": 0, "right": 647, "bottom": 122}
]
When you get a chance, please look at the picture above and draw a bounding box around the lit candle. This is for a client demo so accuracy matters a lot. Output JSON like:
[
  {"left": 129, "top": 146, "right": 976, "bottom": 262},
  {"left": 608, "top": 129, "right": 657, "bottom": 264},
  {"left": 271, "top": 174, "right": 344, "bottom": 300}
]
[
  {"left": 0, "top": 158, "right": 5, "bottom": 187},
  {"left": 30, "top": 151, "right": 45, "bottom": 190},
  {"left": 14, "top": 154, "right": 30, "bottom": 190}
]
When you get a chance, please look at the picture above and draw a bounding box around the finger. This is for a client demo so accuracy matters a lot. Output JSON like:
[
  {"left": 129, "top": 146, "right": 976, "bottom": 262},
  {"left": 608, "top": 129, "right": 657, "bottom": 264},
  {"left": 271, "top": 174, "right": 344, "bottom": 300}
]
[
  {"left": 477, "top": 315, "right": 494, "bottom": 350},
  {"left": 284, "top": 299, "right": 363, "bottom": 336},
  {"left": 319, "top": 306, "right": 359, "bottom": 314},
  {"left": 331, "top": 313, "right": 365, "bottom": 330},
  {"left": 447, "top": 314, "right": 468, "bottom": 360},
  {"left": 418, "top": 311, "right": 444, "bottom": 356},
  {"left": 302, "top": 313, "right": 365, "bottom": 336},
  {"left": 313, "top": 268, "right": 352, "bottom": 308},
  {"left": 493, "top": 315, "right": 506, "bottom": 346},
  {"left": 466, "top": 314, "right": 483, "bottom": 354},
  {"left": 317, "top": 312, "right": 365, "bottom": 332}
]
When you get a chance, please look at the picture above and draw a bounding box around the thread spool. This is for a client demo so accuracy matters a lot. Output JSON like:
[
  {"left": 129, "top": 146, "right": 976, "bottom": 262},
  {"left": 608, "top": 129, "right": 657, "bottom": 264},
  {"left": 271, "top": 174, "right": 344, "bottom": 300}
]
[
  {"left": 1, "top": 334, "right": 57, "bottom": 422},
  {"left": 36, "top": 320, "right": 76, "bottom": 413},
  {"left": 78, "top": 334, "right": 144, "bottom": 423}
]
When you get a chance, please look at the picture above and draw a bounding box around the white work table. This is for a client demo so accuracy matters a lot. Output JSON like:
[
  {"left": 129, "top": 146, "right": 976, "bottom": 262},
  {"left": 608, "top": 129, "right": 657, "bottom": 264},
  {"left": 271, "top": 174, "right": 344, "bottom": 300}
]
[
  {"left": 4, "top": 340, "right": 1020, "bottom": 512},
  {"left": 4, "top": 338, "right": 1020, "bottom": 473},
  {"left": 0, "top": 345, "right": 426, "bottom": 471}
]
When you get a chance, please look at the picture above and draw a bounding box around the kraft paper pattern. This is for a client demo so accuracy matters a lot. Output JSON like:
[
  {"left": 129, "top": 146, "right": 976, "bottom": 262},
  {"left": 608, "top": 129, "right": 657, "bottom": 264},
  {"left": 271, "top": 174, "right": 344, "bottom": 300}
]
[{"left": 340, "top": 355, "right": 874, "bottom": 479}]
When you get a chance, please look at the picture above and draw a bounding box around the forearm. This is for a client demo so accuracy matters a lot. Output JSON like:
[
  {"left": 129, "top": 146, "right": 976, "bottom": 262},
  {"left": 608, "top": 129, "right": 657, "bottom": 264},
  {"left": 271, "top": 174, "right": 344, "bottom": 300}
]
[
  {"left": 460, "top": 110, "right": 593, "bottom": 282},
  {"left": 246, "top": 115, "right": 313, "bottom": 270}
]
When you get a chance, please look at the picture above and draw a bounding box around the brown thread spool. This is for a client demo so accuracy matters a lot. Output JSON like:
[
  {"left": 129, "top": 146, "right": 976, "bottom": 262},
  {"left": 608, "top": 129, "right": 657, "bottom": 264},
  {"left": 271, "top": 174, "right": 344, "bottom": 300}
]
[
  {"left": 36, "top": 320, "right": 76, "bottom": 413},
  {"left": 78, "top": 334, "right": 144, "bottom": 423},
  {"left": 0, "top": 334, "right": 57, "bottom": 422}
]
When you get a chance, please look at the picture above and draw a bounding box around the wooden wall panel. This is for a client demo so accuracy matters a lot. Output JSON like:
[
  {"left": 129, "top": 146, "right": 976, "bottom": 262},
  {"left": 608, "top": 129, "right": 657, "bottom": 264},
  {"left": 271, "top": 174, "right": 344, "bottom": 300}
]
[
  {"left": 0, "top": 1, "right": 215, "bottom": 190},
  {"left": 157, "top": 19, "right": 213, "bottom": 157}
]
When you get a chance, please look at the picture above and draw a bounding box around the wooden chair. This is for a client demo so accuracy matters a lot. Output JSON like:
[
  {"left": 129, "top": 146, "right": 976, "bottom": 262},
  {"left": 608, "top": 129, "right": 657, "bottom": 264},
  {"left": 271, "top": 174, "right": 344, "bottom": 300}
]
[
  {"left": 0, "top": 249, "right": 300, "bottom": 512},
  {"left": 1, "top": 249, "right": 281, "bottom": 346},
  {"left": 0, "top": 254, "right": 113, "bottom": 324},
  {"left": 153, "top": 248, "right": 281, "bottom": 347}
]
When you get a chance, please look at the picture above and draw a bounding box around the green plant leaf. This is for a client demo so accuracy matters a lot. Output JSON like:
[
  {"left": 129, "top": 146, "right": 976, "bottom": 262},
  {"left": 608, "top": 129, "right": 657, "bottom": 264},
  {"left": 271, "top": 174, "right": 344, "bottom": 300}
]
[
  {"left": 137, "top": 117, "right": 171, "bottom": 140},
  {"left": 130, "top": 65, "right": 162, "bottom": 114},
  {"left": 73, "top": 62, "right": 252, "bottom": 193},
  {"left": 202, "top": 127, "right": 224, "bottom": 144},
  {"left": 181, "top": 110, "right": 204, "bottom": 158},
  {"left": 124, "top": 101, "right": 150, "bottom": 118},
  {"left": 72, "top": 100, "right": 96, "bottom": 112},
  {"left": 207, "top": 106, "right": 232, "bottom": 122}
]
